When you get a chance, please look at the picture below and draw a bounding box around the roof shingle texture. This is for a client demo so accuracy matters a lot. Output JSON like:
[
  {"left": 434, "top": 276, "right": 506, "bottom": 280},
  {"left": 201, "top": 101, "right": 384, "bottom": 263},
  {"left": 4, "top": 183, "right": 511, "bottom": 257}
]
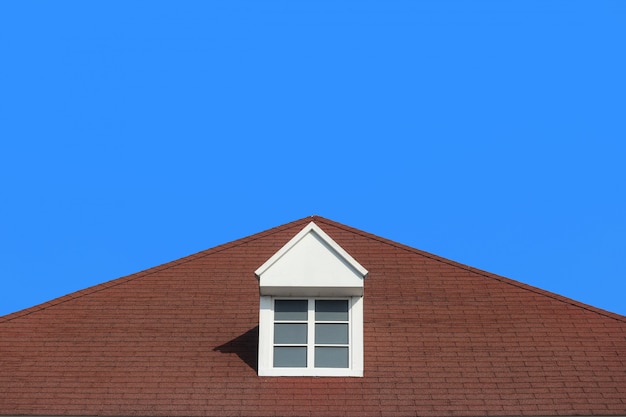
[{"left": 1, "top": 216, "right": 625, "bottom": 417}]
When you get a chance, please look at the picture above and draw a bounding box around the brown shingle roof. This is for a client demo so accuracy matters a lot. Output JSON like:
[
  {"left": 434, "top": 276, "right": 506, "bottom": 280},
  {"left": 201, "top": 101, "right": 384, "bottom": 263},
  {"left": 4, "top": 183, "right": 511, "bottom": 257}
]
[{"left": 1, "top": 216, "right": 625, "bottom": 416}]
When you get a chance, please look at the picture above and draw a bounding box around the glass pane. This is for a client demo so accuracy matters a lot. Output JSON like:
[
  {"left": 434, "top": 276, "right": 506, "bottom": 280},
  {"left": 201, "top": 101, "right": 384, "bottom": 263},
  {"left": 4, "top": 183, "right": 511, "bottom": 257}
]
[
  {"left": 315, "top": 300, "right": 348, "bottom": 321},
  {"left": 274, "top": 323, "right": 307, "bottom": 344},
  {"left": 274, "top": 347, "right": 307, "bottom": 367},
  {"left": 275, "top": 300, "right": 308, "bottom": 321},
  {"left": 315, "top": 323, "right": 348, "bottom": 344},
  {"left": 315, "top": 347, "right": 349, "bottom": 368}
]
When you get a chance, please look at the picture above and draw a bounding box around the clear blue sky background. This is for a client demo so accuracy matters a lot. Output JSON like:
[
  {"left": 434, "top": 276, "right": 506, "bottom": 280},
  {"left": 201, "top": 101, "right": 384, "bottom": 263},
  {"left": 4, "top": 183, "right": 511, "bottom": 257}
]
[{"left": 1, "top": 1, "right": 624, "bottom": 317}]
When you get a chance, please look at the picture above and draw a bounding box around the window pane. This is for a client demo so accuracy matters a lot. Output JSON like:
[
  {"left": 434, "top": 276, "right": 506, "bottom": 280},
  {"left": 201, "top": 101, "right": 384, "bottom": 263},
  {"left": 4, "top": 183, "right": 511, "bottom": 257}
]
[
  {"left": 274, "top": 323, "right": 307, "bottom": 344},
  {"left": 315, "top": 323, "right": 348, "bottom": 344},
  {"left": 275, "top": 300, "right": 308, "bottom": 321},
  {"left": 274, "top": 347, "right": 307, "bottom": 367},
  {"left": 315, "top": 347, "right": 348, "bottom": 368},
  {"left": 315, "top": 300, "right": 348, "bottom": 321}
]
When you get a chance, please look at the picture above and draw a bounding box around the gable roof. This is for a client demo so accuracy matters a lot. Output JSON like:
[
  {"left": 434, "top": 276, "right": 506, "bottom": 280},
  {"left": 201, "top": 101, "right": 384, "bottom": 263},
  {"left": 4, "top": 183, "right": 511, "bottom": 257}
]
[{"left": 1, "top": 216, "right": 625, "bottom": 417}]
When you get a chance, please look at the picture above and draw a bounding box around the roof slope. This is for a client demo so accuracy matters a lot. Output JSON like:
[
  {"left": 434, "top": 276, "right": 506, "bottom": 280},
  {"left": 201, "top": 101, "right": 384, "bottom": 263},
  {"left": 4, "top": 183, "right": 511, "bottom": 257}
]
[{"left": 1, "top": 216, "right": 625, "bottom": 417}]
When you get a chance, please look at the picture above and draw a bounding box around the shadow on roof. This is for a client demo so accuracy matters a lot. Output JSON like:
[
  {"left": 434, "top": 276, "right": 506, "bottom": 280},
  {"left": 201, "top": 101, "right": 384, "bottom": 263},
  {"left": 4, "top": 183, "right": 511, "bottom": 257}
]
[{"left": 214, "top": 326, "right": 258, "bottom": 373}]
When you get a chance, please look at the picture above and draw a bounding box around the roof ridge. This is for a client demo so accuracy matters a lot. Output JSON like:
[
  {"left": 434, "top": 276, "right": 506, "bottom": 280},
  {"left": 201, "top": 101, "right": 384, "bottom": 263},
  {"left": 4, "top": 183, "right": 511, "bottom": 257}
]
[
  {"left": 0, "top": 217, "right": 311, "bottom": 324},
  {"left": 314, "top": 216, "right": 626, "bottom": 324}
]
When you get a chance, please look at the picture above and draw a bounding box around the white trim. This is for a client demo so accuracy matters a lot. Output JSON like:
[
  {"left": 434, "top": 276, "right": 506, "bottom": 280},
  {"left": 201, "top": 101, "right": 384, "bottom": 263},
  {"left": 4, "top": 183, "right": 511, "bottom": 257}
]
[
  {"left": 258, "top": 295, "right": 273, "bottom": 374},
  {"left": 259, "top": 286, "right": 363, "bottom": 297},
  {"left": 255, "top": 222, "right": 368, "bottom": 279}
]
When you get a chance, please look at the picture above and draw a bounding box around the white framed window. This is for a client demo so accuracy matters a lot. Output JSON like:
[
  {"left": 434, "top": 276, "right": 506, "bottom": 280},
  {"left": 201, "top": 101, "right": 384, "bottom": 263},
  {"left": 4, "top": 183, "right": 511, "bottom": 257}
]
[{"left": 258, "top": 295, "right": 363, "bottom": 377}]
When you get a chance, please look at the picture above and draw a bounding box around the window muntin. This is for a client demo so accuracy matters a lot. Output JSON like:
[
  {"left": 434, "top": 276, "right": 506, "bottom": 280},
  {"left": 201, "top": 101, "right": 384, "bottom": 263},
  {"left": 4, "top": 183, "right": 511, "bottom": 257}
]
[{"left": 272, "top": 298, "right": 350, "bottom": 369}]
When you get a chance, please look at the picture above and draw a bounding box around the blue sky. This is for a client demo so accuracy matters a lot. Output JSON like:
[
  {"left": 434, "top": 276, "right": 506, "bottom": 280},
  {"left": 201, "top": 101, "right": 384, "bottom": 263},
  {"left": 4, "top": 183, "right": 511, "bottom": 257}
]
[{"left": 1, "top": 1, "right": 624, "bottom": 317}]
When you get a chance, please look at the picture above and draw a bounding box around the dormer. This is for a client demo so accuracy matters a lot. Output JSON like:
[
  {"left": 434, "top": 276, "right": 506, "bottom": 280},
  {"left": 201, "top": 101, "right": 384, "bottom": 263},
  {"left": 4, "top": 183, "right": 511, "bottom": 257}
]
[{"left": 256, "top": 222, "right": 368, "bottom": 377}]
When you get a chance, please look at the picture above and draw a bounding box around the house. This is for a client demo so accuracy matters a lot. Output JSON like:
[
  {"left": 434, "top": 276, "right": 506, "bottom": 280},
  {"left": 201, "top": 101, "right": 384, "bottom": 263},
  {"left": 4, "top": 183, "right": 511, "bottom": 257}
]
[{"left": 1, "top": 216, "right": 625, "bottom": 416}]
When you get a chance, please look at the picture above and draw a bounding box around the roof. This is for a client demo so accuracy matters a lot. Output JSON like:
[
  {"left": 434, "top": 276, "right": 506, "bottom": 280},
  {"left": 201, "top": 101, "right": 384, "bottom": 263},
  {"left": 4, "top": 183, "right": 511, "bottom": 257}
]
[{"left": 1, "top": 216, "right": 625, "bottom": 417}]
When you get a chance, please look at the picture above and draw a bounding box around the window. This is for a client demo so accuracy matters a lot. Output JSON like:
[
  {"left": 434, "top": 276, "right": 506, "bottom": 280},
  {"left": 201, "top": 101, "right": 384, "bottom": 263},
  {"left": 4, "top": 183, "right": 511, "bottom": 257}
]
[
  {"left": 273, "top": 299, "right": 350, "bottom": 369},
  {"left": 258, "top": 295, "right": 363, "bottom": 377}
]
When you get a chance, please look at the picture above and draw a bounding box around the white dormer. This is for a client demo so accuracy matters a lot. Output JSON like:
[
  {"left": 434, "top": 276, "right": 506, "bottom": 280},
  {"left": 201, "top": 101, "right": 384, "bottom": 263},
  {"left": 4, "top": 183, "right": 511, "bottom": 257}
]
[{"left": 256, "top": 222, "right": 368, "bottom": 377}]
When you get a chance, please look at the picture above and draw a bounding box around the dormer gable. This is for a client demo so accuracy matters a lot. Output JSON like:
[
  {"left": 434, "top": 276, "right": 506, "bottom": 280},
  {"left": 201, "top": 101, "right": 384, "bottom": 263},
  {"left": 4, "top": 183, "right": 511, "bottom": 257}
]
[{"left": 255, "top": 221, "right": 368, "bottom": 296}]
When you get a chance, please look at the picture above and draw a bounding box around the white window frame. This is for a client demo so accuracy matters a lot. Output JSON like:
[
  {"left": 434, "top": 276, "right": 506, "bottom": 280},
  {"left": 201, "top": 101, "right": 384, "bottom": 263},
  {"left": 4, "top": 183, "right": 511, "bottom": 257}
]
[{"left": 259, "top": 295, "right": 363, "bottom": 377}]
